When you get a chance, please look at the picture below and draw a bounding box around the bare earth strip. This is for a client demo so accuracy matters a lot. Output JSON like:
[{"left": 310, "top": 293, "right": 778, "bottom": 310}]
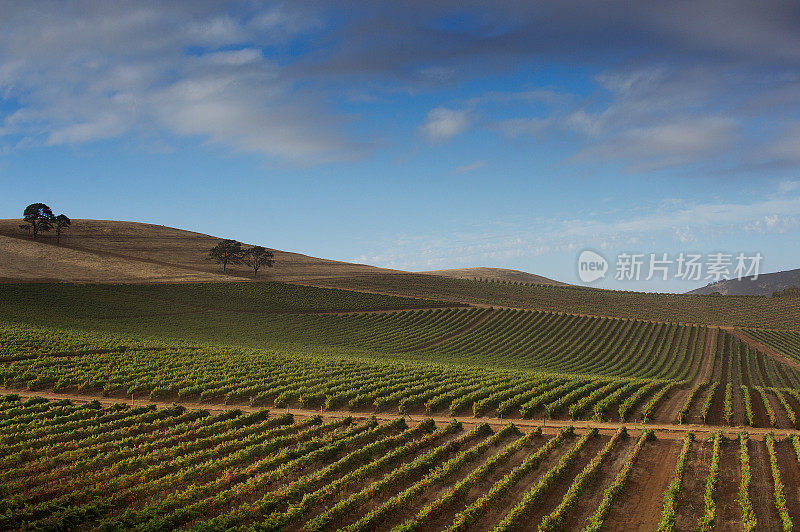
[
  {"left": 603, "top": 439, "right": 681, "bottom": 531},
  {"left": 716, "top": 439, "right": 743, "bottom": 531},
  {"left": 2, "top": 386, "right": 799, "bottom": 441},
  {"left": 674, "top": 438, "right": 709, "bottom": 532}
]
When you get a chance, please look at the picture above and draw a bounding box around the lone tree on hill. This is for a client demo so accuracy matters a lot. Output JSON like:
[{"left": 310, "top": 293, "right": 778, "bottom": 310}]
[
  {"left": 208, "top": 239, "right": 244, "bottom": 273},
  {"left": 54, "top": 214, "right": 71, "bottom": 244},
  {"left": 241, "top": 246, "right": 275, "bottom": 278},
  {"left": 23, "top": 203, "right": 55, "bottom": 239}
]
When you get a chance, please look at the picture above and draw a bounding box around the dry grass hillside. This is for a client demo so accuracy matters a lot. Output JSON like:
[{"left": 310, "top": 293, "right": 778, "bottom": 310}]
[
  {"left": 0, "top": 219, "right": 399, "bottom": 283},
  {"left": 420, "top": 266, "right": 566, "bottom": 285}
]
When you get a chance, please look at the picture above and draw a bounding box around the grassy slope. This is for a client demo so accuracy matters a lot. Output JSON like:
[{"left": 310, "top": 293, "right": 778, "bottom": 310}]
[{"left": 0, "top": 218, "right": 400, "bottom": 282}]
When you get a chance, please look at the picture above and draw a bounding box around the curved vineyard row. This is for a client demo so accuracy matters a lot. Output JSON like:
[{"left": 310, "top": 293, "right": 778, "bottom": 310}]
[
  {"left": 744, "top": 329, "right": 800, "bottom": 365},
  {"left": 313, "top": 273, "right": 800, "bottom": 329},
  {"left": 0, "top": 322, "right": 680, "bottom": 423}
]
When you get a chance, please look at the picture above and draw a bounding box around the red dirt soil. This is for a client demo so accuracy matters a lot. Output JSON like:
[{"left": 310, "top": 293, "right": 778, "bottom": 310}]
[
  {"left": 716, "top": 439, "right": 743, "bottom": 531},
  {"left": 603, "top": 439, "right": 681, "bottom": 531},
  {"left": 748, "top": 439, "right": 781, "bottom": 530}
]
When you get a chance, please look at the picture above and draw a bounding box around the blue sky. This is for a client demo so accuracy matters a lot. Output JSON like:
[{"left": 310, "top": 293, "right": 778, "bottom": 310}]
[{"left": 1, "top": 1, "right": 800, "bottom": 292}]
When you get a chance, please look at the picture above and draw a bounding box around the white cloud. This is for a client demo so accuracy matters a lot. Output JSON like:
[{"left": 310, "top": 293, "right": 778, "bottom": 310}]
[
  {"left": 46, "top": 113, "right": 127, "bottom": 145},
  {"left": 419, "top": 107, "right": 471, "bottom": 143},
  {"left": 574, "top": 116, "right": 739, "bottom": 172},
  {"left": 0, "top": 2, "right": 362, "bottom": 163},
  {"left": 744, "top": 214, "right": 798, "bottom": 234}
]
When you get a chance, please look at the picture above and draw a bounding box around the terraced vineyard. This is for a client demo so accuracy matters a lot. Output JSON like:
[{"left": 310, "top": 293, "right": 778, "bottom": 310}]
[{"left": 4, "top": 395, "right": 800, "bottom": 531}]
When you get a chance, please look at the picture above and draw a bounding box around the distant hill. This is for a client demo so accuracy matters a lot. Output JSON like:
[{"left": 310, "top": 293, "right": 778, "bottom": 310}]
[
  {"left": 0, "top": 219, "right": 400, "bottom": 283},
  {"left": 419, "top": 267, "right": 567, "bottom": 286},
  {"left": 687, "top": 268, "right": 800, "bottom": 296}
]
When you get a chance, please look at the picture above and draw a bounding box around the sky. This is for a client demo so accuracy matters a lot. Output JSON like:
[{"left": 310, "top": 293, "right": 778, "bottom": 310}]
[{"left": 1, "top": 1, "right": 799, "bottom": 292}]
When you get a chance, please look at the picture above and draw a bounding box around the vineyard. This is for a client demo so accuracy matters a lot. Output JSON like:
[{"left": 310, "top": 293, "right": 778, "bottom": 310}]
[
  {"left": 310, "top": 273, "right": 800, "bottom": 329},
  {"left": 673, "top": 330, "right": 800, "bottom": 429},
  {"left": 0, "top": 282, "right": 459, "bottom": 321},
  {"left": 1, "top": 321, "right": 681, "bottom": 423},
  {"left": 2, "top": 282, "right": 800, "bottom": 429},
  {"left": 3, "top": 395, "right": 800, "bottom": 531},
  {"left": 744, "top": 328, "right": 800, "bottom": 364},
  {"left": 2, "top": 279, "right": 800, "bottom": 530}
]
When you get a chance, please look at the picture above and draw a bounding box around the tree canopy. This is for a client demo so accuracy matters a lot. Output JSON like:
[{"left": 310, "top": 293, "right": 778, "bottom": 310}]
[
  {"left": 241, "top": 246, "right": 275, "bottom": 278},
  {"left": 23, "top": 203, "right": 55, "bottom": 239},
  {"left": 55, "top": 214, "right": 71, "bottom": 244},
  {"left": 208, "top": 239, "right": 244, "bottom": 273},
  {"left": 208, "top": 240, "right": 276, "bottom": 276}
]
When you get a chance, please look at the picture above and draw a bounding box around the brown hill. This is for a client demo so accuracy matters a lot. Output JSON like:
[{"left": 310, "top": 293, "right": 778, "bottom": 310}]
[
  {"left": 0, "top": 219, "right": 399, "bottom": 283},
  {"left": 687, "top": 268, "right": 800, "bottom": 296},
  {"left": 419, "top": 267, "right": 566, "bottom": 286}
]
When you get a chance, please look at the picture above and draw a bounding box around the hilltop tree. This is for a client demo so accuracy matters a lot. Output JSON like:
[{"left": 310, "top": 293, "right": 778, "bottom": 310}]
[
  {"left": 23, "top": 203, "right": 55, "bottom": 239},
  {"left": 241, "top": 246, "right": 275, "bottom": 278},
  {"left": 208, "top": 239, "right": 244, "bottom": 273},
  {"left": 55, "top": 214, "right": 71, "bottom": 244}
]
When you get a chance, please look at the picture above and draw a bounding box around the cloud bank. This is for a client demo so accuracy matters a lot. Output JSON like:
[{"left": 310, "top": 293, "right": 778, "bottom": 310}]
[{"left": 1, "top": 1, "right": 799, "bottom": 171}]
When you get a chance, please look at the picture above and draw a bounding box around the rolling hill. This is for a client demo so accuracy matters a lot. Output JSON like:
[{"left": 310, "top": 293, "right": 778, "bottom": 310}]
[
  {"left": 0, "top": 219, "right": 400, "bottom": 283},
  {"left": 688, "top": 268, "right": 800, "bottom": 296},
  {"left": 419, "top": 267, "right": 566, "bottom": 285}
]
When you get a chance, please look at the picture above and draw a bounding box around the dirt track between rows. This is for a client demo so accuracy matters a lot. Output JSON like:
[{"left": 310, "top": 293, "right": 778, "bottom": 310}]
[
  {"left": 653, "top": 327, "right": 718, "bottom": 424},
  {"left": 2, "top": 386, "right": 797, "bottom": 441}
]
